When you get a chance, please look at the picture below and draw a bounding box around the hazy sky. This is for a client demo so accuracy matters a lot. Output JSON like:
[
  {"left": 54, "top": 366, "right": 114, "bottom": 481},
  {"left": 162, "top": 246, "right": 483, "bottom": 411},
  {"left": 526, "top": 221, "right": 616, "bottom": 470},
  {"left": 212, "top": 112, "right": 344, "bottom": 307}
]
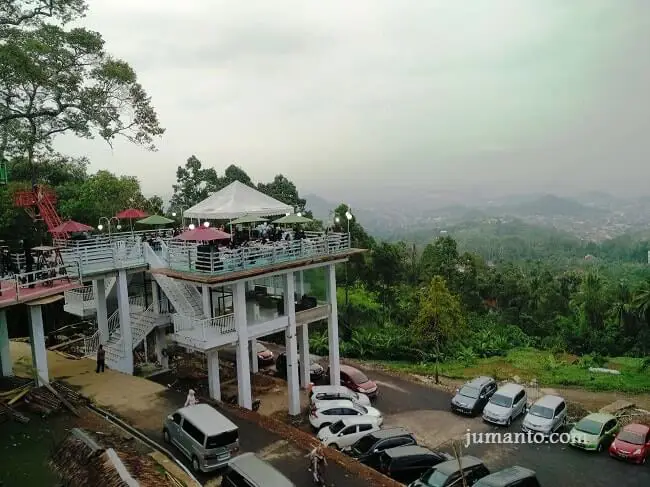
[{"left": 56, "top": 0, "right": 650, "bottom": 201}]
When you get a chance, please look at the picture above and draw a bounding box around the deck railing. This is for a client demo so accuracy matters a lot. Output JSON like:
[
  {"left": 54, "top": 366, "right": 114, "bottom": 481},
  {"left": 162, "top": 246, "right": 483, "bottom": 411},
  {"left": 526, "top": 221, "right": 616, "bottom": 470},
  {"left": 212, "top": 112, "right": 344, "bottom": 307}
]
[
  {"left": 59, "top": 240, "right": 146, "bottom": 275},
  {"left": 172, "top": 313, "right": 236, "bottom": 342},
  {"left": 167, "top": 232, "right": 350, "bottom": 275},
  {"left": 64, "top": 284, "right": 95, "bottom": 309},
  {"left": 0, "top": 263, "right": 81, "bottom": 302}
]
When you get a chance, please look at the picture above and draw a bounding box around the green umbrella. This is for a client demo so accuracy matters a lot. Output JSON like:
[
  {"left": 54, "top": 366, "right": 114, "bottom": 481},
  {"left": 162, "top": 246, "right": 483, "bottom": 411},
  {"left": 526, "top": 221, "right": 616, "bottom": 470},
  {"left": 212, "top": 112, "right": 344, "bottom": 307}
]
[
  {"left": 230, "top": 214, "right": 268, "bottom": 225},
  {"left": 273, "top": 214, "right": 312, "bottom": 225},
  {"left": 136, "top": 214, "right": 175, "bottom": 225}
]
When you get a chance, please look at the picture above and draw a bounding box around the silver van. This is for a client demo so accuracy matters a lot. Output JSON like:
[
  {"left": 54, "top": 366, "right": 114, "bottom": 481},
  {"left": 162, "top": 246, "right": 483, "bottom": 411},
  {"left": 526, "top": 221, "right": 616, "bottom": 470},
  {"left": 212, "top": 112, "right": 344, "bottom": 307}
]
[
  {"left": 482, "top": 383, "right": 527, "bottom": 426},
  {"left": 221, "top": 452, "right": 296, "bottom": 487},
  {"left": 163, "top": 404, "right": 239, "bottom": 472},
  {"left": 522, "top": 394, "right": 567, "bottom": 435}
]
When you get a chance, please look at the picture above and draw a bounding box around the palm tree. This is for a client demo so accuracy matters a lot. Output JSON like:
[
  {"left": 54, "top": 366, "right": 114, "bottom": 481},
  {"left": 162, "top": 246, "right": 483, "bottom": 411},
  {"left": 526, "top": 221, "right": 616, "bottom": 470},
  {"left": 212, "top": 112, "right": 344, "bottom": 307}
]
[
  {"left": 610, "top": 280, "right": 632, "bottom": 328},
  {"left": 633, "top": 279, "right": 650, "bottom": 323}
]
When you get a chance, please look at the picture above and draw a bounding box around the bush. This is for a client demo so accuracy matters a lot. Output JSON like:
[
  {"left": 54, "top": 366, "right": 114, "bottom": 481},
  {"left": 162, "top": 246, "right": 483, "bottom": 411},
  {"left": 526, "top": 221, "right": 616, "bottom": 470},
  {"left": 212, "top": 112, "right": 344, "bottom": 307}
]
[{"left": 576, "top": 353, "right": 607, "bottom": 369}]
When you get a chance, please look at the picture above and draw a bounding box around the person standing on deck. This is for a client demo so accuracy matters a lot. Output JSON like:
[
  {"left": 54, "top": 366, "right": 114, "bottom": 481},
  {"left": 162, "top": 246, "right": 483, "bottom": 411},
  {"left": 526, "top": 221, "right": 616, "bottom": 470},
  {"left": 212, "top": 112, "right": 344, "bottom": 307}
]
[{"left": 96, "top": 345, "right": 105, "bottom": 373}]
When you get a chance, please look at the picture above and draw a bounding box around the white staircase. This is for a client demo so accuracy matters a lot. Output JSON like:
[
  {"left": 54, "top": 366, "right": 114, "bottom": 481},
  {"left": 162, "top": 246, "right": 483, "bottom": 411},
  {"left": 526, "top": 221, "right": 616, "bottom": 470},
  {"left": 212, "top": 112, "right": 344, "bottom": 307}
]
[
  {"left": 83, "top": 298, "right": 162, "bottom": 372},
  {"left": 143, "top": 242, "right": 205, "bottom": 318}
]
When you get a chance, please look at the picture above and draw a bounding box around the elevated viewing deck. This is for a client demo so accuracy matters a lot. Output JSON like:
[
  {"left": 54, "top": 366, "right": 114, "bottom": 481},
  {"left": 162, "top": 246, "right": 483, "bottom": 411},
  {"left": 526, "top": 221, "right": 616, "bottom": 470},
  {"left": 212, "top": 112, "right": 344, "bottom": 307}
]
[
  {"left": 0, "top": 264, "right": 82, "bottom": 308},
  {"left": 57, "top": 235, "right": 148, "bottom": 277}
]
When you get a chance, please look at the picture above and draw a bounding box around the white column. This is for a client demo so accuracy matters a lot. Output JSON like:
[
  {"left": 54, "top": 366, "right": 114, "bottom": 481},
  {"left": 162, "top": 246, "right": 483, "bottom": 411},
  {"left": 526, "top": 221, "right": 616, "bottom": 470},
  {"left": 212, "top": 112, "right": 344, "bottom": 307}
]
[
  {"left": 151, "top": 280, "right": 160, "bottom": 314},
  {"left": 298, "top": 325, "right": 310, "bottom": 388},
  {"left": 116, "top": 270, "right": 134, "bottom": 374},
  {"left": 207, "top": 350, "right": 221, "bottom": 401},
  {"left": 284, "top": 272, "right": 300, "bottom": 416},
  {"left": 202, "top": 284, "right": 211, "bottom": 318},
  {"left": 250, "top": 338, "right": 259, "bottom": 373},
  {"left": 325, "top": 264, "right": 340, "bottom": 386},
  {"left": 234, "top": 282, "right": 252, "bottom": 409},
  {"left": 299, "top": 271, "right": 305, "bottom": 297},
  {"left": 28, "top": 305, "right": 48, "bottom": 386},
  {"left": 155, "top": 327, "right": 168, "bottom": 369},
  {"left": 0, "top": 310, "right": 12, "bottom": 377},
  {"left": 93, "top": 279, "right": 109, "bottom": 345}
]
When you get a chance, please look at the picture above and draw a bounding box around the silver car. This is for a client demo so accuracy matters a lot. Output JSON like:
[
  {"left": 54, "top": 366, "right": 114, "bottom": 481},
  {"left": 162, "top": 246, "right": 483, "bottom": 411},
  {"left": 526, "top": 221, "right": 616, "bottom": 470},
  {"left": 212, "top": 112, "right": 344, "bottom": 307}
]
[
  {"left": 163, "top": 404, "right": 239, "bottom": 472},
  {"left": 482, "top": 383, "right": 527, "bottom": 426},
  {"left": 522, "top": 394, "right": 567, "bottom": 435}
]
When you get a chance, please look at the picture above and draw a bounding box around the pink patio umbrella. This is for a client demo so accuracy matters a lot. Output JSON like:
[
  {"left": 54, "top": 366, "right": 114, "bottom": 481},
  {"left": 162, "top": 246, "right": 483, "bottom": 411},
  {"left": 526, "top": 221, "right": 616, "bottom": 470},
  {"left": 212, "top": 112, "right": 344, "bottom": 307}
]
[
  {"left": 49, "top": 220, "right": 94, "bottom": 234},
  {"left": 115, "top": 208, "right": 148, "bottom": 233},
  {"left": 174, "top": 227, "right": 231, "bottom": 241}
]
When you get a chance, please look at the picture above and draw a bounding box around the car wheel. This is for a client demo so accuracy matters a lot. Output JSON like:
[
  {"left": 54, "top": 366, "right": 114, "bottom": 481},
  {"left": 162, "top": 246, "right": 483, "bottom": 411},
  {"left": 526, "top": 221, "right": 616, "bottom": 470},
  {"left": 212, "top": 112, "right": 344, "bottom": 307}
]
[
  {"left": 163, "top": 429, "right": 170, "bottom": 444},
  {"left": 597, "top": 442, "right": 603, "bottom": 453},
  {"left": 191, "top": 456, "right": 201, "bottom": 472},
  {"left": 506, "top": 417, "right": 512, "bottom": 427},
  {"left": 331, "top": 443, "right": 339, "bottom": 450}
]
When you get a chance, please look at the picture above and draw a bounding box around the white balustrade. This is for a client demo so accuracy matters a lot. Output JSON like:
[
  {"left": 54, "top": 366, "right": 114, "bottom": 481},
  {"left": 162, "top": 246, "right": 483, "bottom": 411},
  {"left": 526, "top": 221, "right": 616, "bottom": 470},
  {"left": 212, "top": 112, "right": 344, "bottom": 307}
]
[{"left": 172, "top": 313, "right": 236, "bottom": 342}]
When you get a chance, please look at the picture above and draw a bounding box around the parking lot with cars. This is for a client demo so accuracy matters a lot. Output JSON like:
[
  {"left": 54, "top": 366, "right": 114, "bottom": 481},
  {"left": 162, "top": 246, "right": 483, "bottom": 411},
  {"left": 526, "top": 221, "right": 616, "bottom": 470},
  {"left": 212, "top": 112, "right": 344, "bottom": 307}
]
[{"left": 261, "top": 343, "right": 650, "bottom": 486}]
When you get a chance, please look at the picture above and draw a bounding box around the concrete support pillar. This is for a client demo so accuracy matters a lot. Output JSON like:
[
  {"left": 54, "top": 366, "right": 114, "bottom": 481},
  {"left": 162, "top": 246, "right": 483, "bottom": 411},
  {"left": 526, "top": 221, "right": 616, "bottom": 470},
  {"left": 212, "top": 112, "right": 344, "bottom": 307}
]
[
  {"left": 202, "top": 284, "right": 211, "bottom": 318},
  {"left": 93, "top": 279, "right": 109, "bottom": 345},
  {"left": 250, "top": 338, "right": 259, "bottom": 373},
  {"left": 234, "top": 282, "right": 252, "bottom": 409},
  {"left": 207, "top": 350, "right": 221, "bottom": 401},
  {"left": 28, "top": 305, "right": 48, "bottom": 386},
  {"left": 151, "top": 280, "right": 160, "bottom": 314},
  {"left": 299, "top": 271, "right": 305, "bottom": 297},
  {"left": 325, "top": 264, "right": 340, "bottom": 386},
  {"left": 155, "top": 327, "right": 168, "bottom": 369},
  {"left": 0, "top": 310, "right": 12, "bottom": 377},
  {"left": 284, "top": 272, "right": 300, "bottom": 416},
  {"left": 298, "top": 325, "right": 310, "bottom": 388},
  {"left": 116, "top": 270, "right": 134, "bottom": 374}
]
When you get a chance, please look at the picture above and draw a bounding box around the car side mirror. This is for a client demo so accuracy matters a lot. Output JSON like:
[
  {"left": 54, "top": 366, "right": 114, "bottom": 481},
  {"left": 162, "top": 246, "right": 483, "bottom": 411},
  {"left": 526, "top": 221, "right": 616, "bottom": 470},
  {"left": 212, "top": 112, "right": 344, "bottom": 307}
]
[{"left": 455, "top": 388, "right": 460, "bottom": 394}]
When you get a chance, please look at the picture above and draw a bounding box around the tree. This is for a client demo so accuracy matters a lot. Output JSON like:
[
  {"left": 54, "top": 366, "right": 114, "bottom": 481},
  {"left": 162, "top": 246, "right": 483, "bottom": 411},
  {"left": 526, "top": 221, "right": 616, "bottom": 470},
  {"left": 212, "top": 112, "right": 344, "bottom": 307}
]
[
  {"left": 366, "top": 241, "right": 406, "bottom": 316},
  {"left": 0, "top": 0, "right": 86, "bottom": 27},
  {"left": 412, "top": 276, "right": 466, "bottom": 383},
  {"left": 420, "top": 236, "right": 459, "bottom": 284},
  {"left": 170, "top": 155, "right": 221, "bottom": 209},
  {"left": 257, "top": 175, "right": 307, "bottom": 214},
  {"left": 0, "top": 22, "right": 164, "bottom": 174}
]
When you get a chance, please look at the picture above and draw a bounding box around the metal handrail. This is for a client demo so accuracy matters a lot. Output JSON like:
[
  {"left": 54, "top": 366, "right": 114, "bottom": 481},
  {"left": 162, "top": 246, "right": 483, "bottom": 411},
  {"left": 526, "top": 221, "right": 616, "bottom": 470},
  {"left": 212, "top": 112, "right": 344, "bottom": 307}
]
[{"left": 172, "top": 313, "right": 236, "bottom": 341}]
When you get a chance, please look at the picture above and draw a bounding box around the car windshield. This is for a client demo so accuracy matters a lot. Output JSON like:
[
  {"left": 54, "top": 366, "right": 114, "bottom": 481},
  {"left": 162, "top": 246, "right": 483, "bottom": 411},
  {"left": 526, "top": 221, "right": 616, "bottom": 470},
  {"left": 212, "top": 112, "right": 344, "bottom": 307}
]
[
  {"left": 618, "top": 430, "right": 645, "bottom": 445},
  {"left": 420, "top": 469, "right": 449, "bottom": 486},
  {"left": 489, "top": 394, "right": 512, "bottom": 408},
  {"left": 352, "top": 435, "right": 378, "bottom": 455},
  {"left": 529, "top": 404, "right": 554, "bottom": 419},
  {"left": 575, "top": 419, "right": 603, "bottom": 435},
  {"left": 330, "top": 421, "right": 346, "bottom": 434},
  {"left": 459, "top": 386, "right": 479, "bottom": 399},
  {"left": 347, "top": 369, "right": 369, "bottom": 384},
  {"left": 354, "top": 404, "right": 368, "bottom": 414}
]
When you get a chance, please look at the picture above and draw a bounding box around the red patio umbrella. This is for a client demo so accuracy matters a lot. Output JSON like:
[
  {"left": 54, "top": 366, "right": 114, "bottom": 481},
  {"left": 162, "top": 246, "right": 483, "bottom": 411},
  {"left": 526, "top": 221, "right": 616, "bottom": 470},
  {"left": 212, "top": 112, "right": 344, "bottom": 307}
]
[
  {"left": 174, "top": 227, "right": 231, "bottom": 241},
  {"left": 116, "top": 208, "right": 148, "bottom": 219},
  {"left": 49, "top": 220, "right": 94, "bottom": 233},
  {"left": 115, "top": 208, "right": 148, "bottom": 233}
]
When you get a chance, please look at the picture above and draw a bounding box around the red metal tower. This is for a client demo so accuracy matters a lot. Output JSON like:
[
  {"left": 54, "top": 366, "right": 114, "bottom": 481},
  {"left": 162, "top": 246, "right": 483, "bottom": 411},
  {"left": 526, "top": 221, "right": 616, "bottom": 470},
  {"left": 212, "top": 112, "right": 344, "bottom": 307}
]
[{"left": 14, "top": 185, "right": 68, "bottom": 240}]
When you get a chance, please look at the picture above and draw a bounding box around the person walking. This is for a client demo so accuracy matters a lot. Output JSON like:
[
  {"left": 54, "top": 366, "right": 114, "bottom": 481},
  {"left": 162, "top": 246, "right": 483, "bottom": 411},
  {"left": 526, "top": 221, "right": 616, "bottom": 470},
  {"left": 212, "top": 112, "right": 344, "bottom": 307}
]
[
  {"left": 184, "top": 389, "right": 198, "bottom": 407},
  {"left": 96, "top": 345, "right": 105, "bottom": 373}
]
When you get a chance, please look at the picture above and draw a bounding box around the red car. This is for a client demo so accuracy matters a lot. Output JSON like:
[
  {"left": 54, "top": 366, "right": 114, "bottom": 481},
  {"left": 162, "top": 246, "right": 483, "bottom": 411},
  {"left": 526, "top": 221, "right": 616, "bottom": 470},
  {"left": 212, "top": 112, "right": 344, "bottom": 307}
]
[
  {"left": 329, "top": 364, "right": 379, "bottom": 399},
  {"left": 609, "top": 423, "right": 650, "bottom": 464}
]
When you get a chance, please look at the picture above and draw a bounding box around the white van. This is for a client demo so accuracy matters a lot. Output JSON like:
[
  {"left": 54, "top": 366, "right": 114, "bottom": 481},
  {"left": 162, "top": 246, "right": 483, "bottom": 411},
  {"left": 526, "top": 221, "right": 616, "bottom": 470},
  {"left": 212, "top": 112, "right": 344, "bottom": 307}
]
[
  {"left": 482, "top": 383, "right": 527, "bottom": 426},
  {"left": 317, "top": 416, "right": 381, "bottom": 449},
  {"left": 163, "top": 404, "right": 239, "bottom": 472}
]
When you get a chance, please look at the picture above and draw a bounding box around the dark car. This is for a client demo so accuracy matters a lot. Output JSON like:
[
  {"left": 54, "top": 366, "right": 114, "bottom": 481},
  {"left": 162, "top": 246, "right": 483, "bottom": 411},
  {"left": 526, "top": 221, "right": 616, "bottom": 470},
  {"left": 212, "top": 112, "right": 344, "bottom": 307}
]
[
  {"left": 344, "top": 428, "right": 417, "bottom": 469},
  {"left": 450, "top": 376, "right": 497, "bottom": 416},
  {"left": 409, "top": 456, "right": 490, "bottom": 487},
  {"left": 219, "top": 342, "right": 275, "bottom": 367},
  {"left": 328, "top": 364, "right": 378, "bottom": 399},
  {"left": 474, "top": 466, "right": 540, "bottom": 487},
  {"left": 378, "top": 445, "right": 452, "bottom": 484},
  {"left": 276, "top": 352, "right": 324, "bottom": 382}
]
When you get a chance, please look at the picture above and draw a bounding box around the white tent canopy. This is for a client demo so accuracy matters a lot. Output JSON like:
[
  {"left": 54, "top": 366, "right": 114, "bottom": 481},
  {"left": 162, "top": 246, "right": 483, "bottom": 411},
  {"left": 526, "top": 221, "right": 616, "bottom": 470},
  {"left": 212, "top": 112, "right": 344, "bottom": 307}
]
[{"left": 183, "top": 180, "right": 294, "bottom": 220}]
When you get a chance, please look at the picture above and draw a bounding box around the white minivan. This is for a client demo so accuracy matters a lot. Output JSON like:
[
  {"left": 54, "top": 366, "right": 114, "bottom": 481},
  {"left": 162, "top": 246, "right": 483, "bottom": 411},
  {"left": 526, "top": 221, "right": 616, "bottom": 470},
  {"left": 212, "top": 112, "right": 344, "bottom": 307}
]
[
  {"left": 482, "top": 383, "right": 527, "bottom": 427},
  {"left": 522, "top": 394, "right": 567, "bottom": 435},
  {"left": 317, "top": 416, "right": 381, "bottom": 450}
]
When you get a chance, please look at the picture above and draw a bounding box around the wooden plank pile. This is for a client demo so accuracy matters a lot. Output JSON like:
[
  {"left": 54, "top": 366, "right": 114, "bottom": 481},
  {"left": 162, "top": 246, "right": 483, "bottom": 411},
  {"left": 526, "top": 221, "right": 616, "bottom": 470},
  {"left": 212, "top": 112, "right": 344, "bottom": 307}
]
[{"left": 23, "top": 381, "right": 88, "bottom": 415}]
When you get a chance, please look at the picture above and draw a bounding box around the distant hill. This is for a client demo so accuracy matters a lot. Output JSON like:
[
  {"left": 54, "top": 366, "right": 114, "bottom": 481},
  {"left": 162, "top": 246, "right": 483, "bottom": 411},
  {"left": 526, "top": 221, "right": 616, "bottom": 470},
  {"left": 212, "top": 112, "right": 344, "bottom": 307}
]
[
  {"left": 304, "top": 193, "right": 336, "bottom": 221},
  {"left": 498, "top": 194, "right": 607, "bottom": 218}
]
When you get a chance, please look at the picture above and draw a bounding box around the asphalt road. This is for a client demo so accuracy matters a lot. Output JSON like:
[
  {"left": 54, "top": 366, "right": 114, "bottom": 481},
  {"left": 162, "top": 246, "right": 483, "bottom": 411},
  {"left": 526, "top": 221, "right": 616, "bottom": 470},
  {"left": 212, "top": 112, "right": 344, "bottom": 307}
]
[
  {"left": 259, "top": 342, "right": 650, "bottom": 486},
  {"left": 146, "top": 377, "right": 366, "bottom": 486},
  {"left": 348, "top": 362, "right": 650, "bottom": 487}
]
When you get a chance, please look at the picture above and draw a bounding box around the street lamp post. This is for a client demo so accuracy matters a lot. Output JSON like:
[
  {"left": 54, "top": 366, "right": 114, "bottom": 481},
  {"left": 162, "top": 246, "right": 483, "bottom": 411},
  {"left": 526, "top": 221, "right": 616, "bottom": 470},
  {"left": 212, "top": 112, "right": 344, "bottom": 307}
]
[
  {"left": 171, "top": 206, "right": 186, "bottom": 227},
  {"left": 98, "top": 217, "right": 120, "bottom": 238}
]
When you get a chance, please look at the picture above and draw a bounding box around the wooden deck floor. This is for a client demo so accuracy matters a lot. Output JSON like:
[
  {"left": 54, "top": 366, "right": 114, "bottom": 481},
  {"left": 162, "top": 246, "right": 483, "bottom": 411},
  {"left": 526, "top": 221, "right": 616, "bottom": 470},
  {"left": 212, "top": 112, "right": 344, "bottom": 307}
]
[{"left": 0, "top": 280, "right": 81, "bottom": 309}]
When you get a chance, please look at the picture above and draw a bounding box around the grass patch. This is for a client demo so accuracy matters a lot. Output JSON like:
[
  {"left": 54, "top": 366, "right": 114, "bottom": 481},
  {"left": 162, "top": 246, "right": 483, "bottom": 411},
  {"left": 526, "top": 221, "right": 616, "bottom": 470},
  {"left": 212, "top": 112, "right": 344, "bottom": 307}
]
[{"left": 376, "top": 348, "right": 650, "bottom": 394}]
